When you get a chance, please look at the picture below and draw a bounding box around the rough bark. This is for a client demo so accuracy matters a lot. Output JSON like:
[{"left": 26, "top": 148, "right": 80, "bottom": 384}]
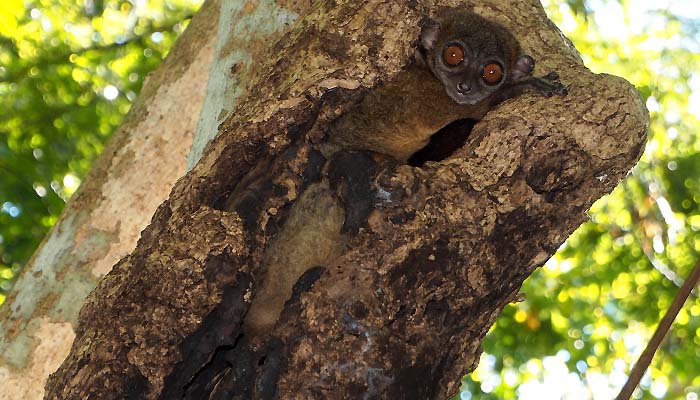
[
  {"left": 0, "top": 2, "right": 218, "bottom": 399},
  {"left": 45, "top": 0, "right": 648, "bottom": 399}
]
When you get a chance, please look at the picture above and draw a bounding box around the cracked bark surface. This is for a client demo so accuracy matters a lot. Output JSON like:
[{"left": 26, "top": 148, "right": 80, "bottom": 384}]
[{"left": 45, "top": 0, "right": 648, "bottom": 398}]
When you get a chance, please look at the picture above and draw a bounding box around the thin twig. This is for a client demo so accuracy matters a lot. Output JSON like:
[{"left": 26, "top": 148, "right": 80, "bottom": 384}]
[{"left": 615, "top": 261, "right": 700, "bottom": 400}]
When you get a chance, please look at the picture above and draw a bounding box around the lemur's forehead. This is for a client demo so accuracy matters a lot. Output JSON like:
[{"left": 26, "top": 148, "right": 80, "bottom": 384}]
[{"left": 438, "top": 19, "right": 508, "bottom": 57}]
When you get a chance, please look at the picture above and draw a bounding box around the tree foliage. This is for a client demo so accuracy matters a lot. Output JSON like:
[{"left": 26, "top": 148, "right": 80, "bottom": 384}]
[{"left": 1, "top": 0, "right": 698, "bottom": 398}]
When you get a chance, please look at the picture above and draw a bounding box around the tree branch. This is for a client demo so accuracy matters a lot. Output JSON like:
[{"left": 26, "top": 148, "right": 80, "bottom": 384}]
[
  {"left": 616, "top": 261, "right": 700, "bottom": 400},
  {"left": 44, "top": 1, "right": 648, "bottom": 398}
]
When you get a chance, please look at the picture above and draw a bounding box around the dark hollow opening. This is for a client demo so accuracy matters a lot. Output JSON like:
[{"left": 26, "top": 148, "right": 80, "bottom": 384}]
[{"left": 407, "top": 118, "right": 477, "bottom": 167}]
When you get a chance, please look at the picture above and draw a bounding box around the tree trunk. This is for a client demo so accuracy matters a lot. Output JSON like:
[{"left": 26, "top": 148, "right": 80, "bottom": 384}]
[{"left": 42, "top": 0, "right": 646, "bottom": 399}]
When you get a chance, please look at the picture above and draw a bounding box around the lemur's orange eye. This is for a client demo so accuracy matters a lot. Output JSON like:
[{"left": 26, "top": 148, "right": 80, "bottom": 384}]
[
  {"left": 482, "top": 62, "right": 504, "bottom": 85},
  {"left": 442, "top": 44, "right": 464, "bottom": 66}
]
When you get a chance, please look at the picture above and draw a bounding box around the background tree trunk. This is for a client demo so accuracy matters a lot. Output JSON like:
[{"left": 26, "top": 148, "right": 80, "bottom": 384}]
[
  {"left": 0, "top": 1, "right": 218, "bottom": 398},
  {"left": 39, "top": 0, "right": 650, "bottom": 398}
]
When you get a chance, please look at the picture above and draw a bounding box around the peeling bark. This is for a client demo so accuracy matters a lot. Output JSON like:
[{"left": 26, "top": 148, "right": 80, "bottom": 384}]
[{"left": 44, "top": 0, "right": 648, "bottom": 399}]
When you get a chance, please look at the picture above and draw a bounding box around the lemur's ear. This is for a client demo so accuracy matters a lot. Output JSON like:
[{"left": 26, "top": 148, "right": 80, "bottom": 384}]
[{"left": 415, "top": 19, "right": 441, "bottom": 67}]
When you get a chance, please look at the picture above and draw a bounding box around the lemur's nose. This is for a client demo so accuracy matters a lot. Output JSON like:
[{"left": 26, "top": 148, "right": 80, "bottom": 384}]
[{"left": 457, "top": 82, "right": 472, "bottom": 94}]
